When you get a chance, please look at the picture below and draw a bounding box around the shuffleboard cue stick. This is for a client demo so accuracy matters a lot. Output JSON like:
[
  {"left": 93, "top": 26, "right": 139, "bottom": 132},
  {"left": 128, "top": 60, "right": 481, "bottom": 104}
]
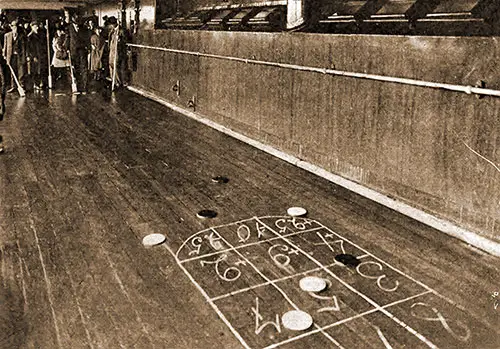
[
  {"left": 67, "top": 50, "right": 78, "bottom": 93},
  {"left": 111, "top": 26, "right": 119, "bottom": 91},
  {"left": 46, "top": 19, "right": 53, "bottom": 89},
  {"left": 7, "top": 63, "right": 25, "bottom": 97}
]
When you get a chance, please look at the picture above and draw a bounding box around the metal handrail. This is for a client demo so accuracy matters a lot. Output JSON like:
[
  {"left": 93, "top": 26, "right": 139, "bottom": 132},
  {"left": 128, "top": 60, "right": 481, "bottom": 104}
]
[{"left": 127, "top": 42, "right": 500, "bottom": 97}]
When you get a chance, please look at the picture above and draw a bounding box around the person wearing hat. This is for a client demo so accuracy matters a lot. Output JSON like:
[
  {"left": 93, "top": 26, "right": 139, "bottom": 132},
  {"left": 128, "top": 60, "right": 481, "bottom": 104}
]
[
  {"left": 21, "top": 20, "right": 30, "bottom": 36},
  {"left": 37, "top": 21, "right": 49, "bottom": 89},
  {"left": 67, "top": 13, "right": 90, "bottom": 92},
  {"left": 3, "top": 19, "right": 27, "bottom": 93},
  {"left": 107, "top": 16, "right": 129, "bottom": 89},
  {"left": 90, "top": 26, "right": 105, "bottom": 81},
  {"left": 51, "top": 24, "right": 70, "bottom": 84},
  {"left": 26, "top": 21, "right": 44, "bottom": 90}
]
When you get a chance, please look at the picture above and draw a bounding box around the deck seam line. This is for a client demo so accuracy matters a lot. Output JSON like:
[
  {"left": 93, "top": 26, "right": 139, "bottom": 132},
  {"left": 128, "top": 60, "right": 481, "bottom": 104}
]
[
  {"left": 50, "top": 229, "right": 97, "bottom": 349},
  {"left": 15, "top": 240, "right": 29, "bottom": 307},
  {"left": 28, "top": 216, "right": 63, "bottom": 348}
]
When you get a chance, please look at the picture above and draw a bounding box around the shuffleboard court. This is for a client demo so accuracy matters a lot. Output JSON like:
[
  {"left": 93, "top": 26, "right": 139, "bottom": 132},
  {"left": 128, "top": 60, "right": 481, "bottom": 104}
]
[{"left": 164, "top": 216, "right": 498, "bottom": 349}]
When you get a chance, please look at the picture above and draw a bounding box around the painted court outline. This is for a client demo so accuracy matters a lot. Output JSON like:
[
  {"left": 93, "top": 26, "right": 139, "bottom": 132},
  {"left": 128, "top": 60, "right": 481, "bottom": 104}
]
[
  {"left": 164, "top": 216, "right": 472, "bottom": 348},
  {"left": 177, "top": 226, "right": 325, "bottom": 264},
  {"left": 208, "top": 226, "right": 344, "bottom": 347}
]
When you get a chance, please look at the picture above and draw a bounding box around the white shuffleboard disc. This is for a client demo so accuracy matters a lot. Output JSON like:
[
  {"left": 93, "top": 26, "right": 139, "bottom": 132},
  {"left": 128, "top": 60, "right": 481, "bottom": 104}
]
[
  {"left": 287, "top": 207, "right": 307, "bottom": 217},
  {"left": 299, "top": 276, "right": 327, "bottom": 293},
  {"left": 282, "top": 310, "right": 313, "bottom": 331},
  {"left": 142, "top": 233, "right": 166, "bottom": 247}
]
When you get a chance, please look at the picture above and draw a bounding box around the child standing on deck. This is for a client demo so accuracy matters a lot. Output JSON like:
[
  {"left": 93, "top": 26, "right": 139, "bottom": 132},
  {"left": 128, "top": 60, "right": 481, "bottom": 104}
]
[{"left": 51, "top": 24, "right": 70, "bottom": 87}]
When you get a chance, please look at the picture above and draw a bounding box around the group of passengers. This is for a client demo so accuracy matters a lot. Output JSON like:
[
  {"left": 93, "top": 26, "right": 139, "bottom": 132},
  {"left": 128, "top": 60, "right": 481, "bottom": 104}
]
[
  {"left": 0, "top": 13, "right": 129, "bottom": 94},
  {"left": 0, "top": 12, "right": 130, "bottom": 153}
]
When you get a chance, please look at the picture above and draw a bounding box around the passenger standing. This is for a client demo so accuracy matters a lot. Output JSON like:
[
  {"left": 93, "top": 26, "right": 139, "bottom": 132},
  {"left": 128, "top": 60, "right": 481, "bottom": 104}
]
[
  {"left": 0, "top": 19, "right": 6, "bottom": 52},
  {"left": 68, "top": 14, "right": 90, "bottom": 93},
  {"left": 101, "top": 16, "right": 112, "bottom": 79},
  {"left": 108, "top": 17, "right": 119, "bottom": 86},
  {"left": 27, "top": 21, "right": 43, "bottom": 90},
  {"left": 108, "top": 17, "right": 129, "bottom": 88},
  {"left": 89, "top": 27, "right": 105, "bottom": 81},
  {"left": 0, "top": 55, "right": 6, "bottom": 153},
  {"left": 3, "top": 20, "right": 27, "bottom": 93},
  {"left": 38, "top": 21, "right": 49, "bottom": 89},
  {"left": 51, "top": 25, "right": 70, "bottom": 83}
]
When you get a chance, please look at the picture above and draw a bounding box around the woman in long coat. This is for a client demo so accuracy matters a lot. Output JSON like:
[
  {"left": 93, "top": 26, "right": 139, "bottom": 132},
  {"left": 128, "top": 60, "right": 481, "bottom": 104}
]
[
  {"left": 107, "top": 17, "right": 129, "bottom": 88},
  {"left": 89, "top": 27, "right": 104, "bottom": 80}
]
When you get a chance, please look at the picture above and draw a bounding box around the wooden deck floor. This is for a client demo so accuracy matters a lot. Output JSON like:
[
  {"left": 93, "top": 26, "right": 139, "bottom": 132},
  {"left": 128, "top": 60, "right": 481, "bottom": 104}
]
[{"left": 0, "top": 89, "right": 498, "bottom": 349}]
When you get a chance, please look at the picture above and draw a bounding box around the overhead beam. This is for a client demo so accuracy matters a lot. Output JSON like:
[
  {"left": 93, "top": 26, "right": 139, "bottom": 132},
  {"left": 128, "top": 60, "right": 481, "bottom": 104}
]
[{"left": 0, "top": 1, "right": 85, "bottom": 10}]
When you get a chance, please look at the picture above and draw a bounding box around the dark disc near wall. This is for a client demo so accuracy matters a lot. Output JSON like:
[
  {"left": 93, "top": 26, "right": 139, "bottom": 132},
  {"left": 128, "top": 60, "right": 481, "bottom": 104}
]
[
  {"left": 335, "top": 254, "right": 361, "bottom": 267},
  {"left": 197, "top": 209, "right": 218, "bottom": 219},
  {"left": 212, "top": 176, "right": 229, "bottom": 184}
]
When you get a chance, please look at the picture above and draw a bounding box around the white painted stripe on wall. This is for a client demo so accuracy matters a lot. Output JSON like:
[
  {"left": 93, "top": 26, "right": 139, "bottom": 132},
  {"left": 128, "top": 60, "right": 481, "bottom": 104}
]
[{"left": 128, "top": 86, "right": 500, "bottom": 257}]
